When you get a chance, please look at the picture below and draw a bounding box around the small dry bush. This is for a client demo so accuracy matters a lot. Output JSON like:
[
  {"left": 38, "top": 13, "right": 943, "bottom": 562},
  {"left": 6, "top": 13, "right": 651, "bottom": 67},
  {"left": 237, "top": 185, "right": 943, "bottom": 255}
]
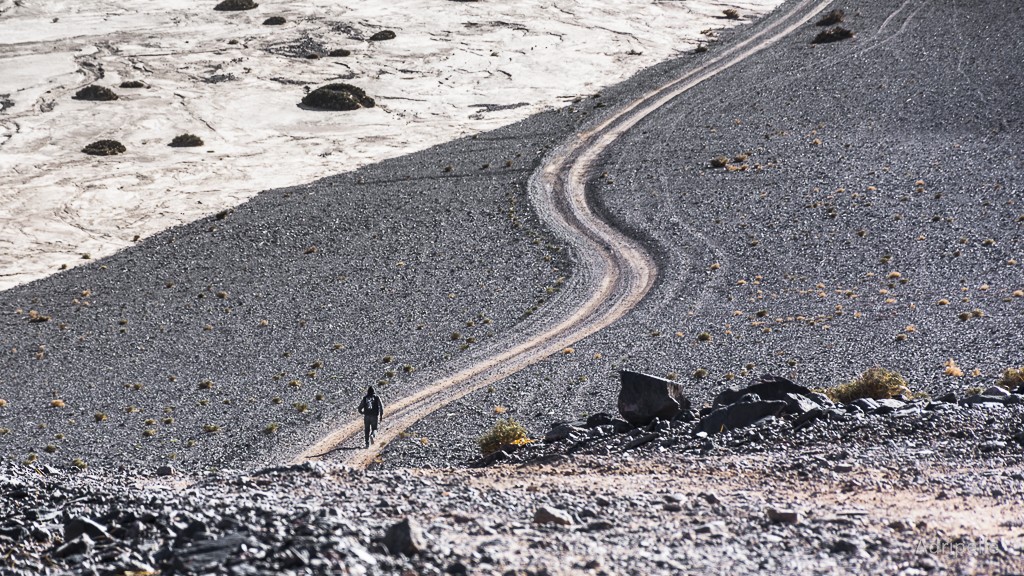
[
  {"left": 824, "top": 367, "right": 910, "bottom": 403},
  {"left": 997, "top": 366, "right": 1024, "bottom": 390},
  {"left": 812, "top": 27, "right": 854, "bottom": 44},
  {"left": 478, "top": 418, "right": 530, "bottom": 456},
  {"left": 817, "top": 9, "right": 845, "bottom": 26}
]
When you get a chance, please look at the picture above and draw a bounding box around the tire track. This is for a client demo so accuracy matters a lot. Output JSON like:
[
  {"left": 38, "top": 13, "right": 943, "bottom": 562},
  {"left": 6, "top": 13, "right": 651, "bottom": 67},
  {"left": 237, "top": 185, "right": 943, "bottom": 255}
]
[{"left": 294, "top": 0, "right": 835, "bottom": 469}]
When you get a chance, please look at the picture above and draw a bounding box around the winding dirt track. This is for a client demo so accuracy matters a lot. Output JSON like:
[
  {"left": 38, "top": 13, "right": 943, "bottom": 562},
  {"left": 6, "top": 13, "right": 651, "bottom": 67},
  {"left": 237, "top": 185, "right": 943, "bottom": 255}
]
[{"left": 294, "top": 0, "right": 833, "bottom": 469}]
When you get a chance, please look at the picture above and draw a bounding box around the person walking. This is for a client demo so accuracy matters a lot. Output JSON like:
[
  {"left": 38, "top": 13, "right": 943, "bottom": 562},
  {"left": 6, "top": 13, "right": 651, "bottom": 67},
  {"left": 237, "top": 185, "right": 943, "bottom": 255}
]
[{"left": 357, "top": 385, "right": 384, "bottom": 448}]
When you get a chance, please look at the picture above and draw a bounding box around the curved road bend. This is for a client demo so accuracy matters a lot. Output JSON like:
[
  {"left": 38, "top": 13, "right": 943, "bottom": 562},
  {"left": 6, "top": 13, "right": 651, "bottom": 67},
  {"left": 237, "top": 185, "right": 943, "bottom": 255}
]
[{"left": 295, "top": 0, "right": 835, "bottom": 469}]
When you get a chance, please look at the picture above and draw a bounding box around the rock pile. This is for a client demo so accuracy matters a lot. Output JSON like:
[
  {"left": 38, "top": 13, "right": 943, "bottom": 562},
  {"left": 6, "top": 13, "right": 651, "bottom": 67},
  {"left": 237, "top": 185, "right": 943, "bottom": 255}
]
[{"left": 475, "top": 372, "right": 1024, "bottom": 466}]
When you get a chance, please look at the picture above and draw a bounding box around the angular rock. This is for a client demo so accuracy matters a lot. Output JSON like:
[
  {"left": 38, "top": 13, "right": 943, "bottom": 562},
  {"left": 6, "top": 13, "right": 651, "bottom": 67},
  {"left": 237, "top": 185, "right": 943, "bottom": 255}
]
[
  {"left": 623, "top": 432, "right": 658, "bottom": 451},
  {"left": 54, "top": 533, "right": 94, "bottom": 558},
  {"left": 585, "top": 412, "right": 615, "bottom": 428},
  {"left": 617, "top": 370, "right": 691, "bottom": 426},
  {"left": 544, "top": 423, "right": 584, "bottom": 443},
  {"left": 170, "top": 533, "right": 255, "bottom": 572},
  {"left": 713, "top": 374, "right": 820, "bottom": 412},
  {"left": 983, "top": 385, "right": 1010, "bottom": 397},
  {"left": 383, "top": 518, "right": 424, "bottom": 556},
  {"left": 156, "top": 465, "right": 175, "bottom": 477},
  {"left": 831, "top": 538, "right": 861, "bottom": 554},
  {"left": 766, "top": 508, "right": 800, "bottom": 524},
  {"left": 697, "top": 395, "right": 788, "bottom": 434},
  {"left": 782, "top": 393, "right": 821, "bottom": 415},
  {"left": 64, "top": 517, "right": 110, "bottom": 542},
  {"left": 646, "top": 418, "right": 670, "bottom": 433},
  {"left": 533, "top": 506, "right": 573, "bottom": 526},
  {"left": 851, "top": 398, "right": 879, "bottom": 412},
  {"left": 961, "top": 394, "right": 1008, "bottom": 406},
  {"left": 874, "top": 398, "right": 905, "bottom": 410},
  {"left": 693, "top": 521, "right": 726, "bottom": 536}
]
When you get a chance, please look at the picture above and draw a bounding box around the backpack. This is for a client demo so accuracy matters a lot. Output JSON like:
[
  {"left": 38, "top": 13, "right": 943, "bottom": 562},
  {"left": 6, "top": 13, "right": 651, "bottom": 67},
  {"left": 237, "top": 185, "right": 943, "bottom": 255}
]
[{"left": 361, "top": 395, "right": 377, "bottom": 414}]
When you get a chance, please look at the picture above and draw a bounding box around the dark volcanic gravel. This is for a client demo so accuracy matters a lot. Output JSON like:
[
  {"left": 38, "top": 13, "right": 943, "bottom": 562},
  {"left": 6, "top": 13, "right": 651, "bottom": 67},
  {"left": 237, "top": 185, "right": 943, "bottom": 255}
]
[
  {"left": 381, "top": 0, "right": 1024, "bottom": 469},
  {"left": 0, "top": 105, "right": 587, "bottom": 471},
  {"left": 3, "top": 413, "right": 1022, "bottom": 575},
  {"left": 1, "top": 0, "right": 1023, "bottom": 573}
]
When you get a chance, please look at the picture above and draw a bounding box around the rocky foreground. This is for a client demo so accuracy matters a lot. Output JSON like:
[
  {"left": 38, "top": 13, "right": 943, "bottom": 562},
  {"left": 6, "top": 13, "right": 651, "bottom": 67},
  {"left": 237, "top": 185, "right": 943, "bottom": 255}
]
[{"left": 3, "top": 372, "right": 1022, "bottom": 575}]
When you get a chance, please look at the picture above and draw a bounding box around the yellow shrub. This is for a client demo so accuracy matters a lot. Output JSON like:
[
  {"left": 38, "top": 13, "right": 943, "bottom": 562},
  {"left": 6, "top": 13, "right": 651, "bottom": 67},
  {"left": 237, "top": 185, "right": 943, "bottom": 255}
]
[
  {"left": 824, "top": 367, "right": 910, "bottom": 403},
  {"left": 478, "top": 418, "right": 531, "bottom": 456},
  {"left": 996, "top": 366, "right": 1024, "bottom": 390}
]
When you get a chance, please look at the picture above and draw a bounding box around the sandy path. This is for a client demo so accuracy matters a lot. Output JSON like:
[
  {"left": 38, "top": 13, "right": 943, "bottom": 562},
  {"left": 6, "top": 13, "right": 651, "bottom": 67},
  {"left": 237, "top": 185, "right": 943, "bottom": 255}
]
[
  {"left": 0, "top": 0, "right": 783, "bottom": 290},
  {"left": 295, "top": 0, "right": 835, "bottom": 469}
]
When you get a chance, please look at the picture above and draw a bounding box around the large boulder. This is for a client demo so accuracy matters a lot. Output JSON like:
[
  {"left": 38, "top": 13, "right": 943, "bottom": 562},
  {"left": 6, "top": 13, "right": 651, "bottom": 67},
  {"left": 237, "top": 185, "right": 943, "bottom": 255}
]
[{"left": 617, "top": 370, "right": 691, "bottom": 426}]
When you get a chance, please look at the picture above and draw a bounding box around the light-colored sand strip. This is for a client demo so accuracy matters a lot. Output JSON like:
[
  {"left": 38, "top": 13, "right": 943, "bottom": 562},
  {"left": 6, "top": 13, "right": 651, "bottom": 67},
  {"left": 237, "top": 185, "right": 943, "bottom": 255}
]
[
  {"left": 296, "top": 0, "right": 835, "bottom": 469},
  {"left": 0, "top": 0, "right": 783, "bottom": 290}
]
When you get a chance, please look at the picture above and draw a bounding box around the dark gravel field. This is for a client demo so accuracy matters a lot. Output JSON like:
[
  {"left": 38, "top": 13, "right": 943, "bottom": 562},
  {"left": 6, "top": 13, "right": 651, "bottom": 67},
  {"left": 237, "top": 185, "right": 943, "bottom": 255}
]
[
  {"left": 0, "top": 0, "right": 773, "bottom": 472},
  {"left": 2, "top": 0, "right": 1023, "bottom": 573},
  {"left": 0, "top": 100, "right": 591, "bottom": 471},
  {"left": 382, "top": 0, "right": 1024, "bottom": 468}
]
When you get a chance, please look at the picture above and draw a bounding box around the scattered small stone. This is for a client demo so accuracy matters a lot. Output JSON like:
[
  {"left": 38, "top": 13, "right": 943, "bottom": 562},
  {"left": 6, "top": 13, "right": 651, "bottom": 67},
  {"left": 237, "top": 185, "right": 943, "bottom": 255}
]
[
  {"left": 533, "top": 506, "right": 573, "bottom": 526},
  {"left": 831, "top": 538, "right": 861, "bottom": 554},
  {"left": 383, "top": 517, "right": 425, "bottom": 556},
  {"left": 766, "top": 508, "right": 799, "bottom": 524}
]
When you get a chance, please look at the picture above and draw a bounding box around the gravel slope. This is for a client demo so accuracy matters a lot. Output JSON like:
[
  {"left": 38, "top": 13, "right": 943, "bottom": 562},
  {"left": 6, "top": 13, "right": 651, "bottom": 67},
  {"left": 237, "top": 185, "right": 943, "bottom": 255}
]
[
  {"left": 381, "top": 0, "right": 1024, "bottom": 468},
  {"left": 0, "top": 113, "right": 586, "bottom": 470}
]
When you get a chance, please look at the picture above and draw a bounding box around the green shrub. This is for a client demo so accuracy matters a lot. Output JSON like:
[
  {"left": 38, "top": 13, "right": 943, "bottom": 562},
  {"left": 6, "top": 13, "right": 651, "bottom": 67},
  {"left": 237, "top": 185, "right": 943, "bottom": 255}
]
[
  {"left": 301, "top": 84, "right": 375, "bottom": 111},
  {"left": 478, "top": 418, "right": 531, "bottom": 456},
  {"left": 824, "top": 367, "right": 909, "bottom": 403}
]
